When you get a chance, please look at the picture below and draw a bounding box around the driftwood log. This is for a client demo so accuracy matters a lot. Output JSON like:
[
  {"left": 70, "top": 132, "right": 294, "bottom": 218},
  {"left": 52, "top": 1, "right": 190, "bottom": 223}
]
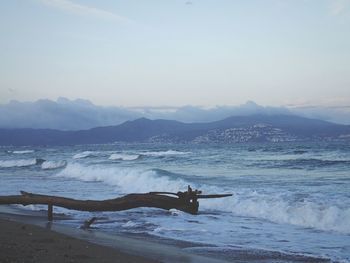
[{"left": 0, "top": 186, "right": 232, "bottom": 221}]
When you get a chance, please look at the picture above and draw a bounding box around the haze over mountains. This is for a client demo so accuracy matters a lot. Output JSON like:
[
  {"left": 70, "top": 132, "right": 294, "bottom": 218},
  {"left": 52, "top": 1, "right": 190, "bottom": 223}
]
[
  {"left": 0, "top": 98, "right": 349, "bottom": 131},
  {"left": 1, "top": 114, "right": 349, "bottom": 146},
  {"left": 1, "top": 98, "right": 349, "bottom": 146}
]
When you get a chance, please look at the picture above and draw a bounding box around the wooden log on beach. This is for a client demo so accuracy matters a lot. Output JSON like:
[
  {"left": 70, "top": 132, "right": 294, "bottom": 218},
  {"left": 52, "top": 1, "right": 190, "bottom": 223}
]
[
  {"left": 0, "top": 191, "right": 199, "bottom": 217},
  {"left": 0, "top": 187, "right": 232, "bottom": 221}
]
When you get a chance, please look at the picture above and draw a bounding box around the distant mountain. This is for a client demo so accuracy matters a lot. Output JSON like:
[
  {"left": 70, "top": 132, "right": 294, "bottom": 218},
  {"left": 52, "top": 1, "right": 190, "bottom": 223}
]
[
  {"left": 0, "top": 99, "right": 293, "bottom": 130},
  {"left": 0, "top": 115, "right": 349, "bottom": 146},
  {"left": 1, "top": 98, "right": 349, "bottom": 131}
]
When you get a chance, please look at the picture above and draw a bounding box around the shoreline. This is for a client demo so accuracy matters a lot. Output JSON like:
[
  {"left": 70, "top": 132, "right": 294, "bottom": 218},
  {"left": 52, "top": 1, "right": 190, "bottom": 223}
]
[
  {"left": 0, "top": 205, "right": 227, "bottom": 263},
  {"left": 0, "top": 218, "right": 159, "bottom": 263},
  {"left": 0, "top": 205, "right": 335, "bottom": 263}
]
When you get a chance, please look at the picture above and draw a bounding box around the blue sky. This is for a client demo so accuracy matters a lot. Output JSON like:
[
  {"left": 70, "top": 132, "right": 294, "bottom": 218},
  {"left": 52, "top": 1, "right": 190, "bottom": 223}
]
[{"left": 0, "top": 0, "right": 349, "bottom": 109}]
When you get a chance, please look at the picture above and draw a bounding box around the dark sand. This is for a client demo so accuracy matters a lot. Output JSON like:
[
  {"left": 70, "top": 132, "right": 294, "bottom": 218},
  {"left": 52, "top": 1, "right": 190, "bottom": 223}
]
[
  {"left": 0, "top": 218, "right": 159, "bottom": 263},
  {"left": 0, "top": 205, "right": 228, "bottom": 263},
  {"left": 0, "top": 209, "right": 331, "bottom": 263}
]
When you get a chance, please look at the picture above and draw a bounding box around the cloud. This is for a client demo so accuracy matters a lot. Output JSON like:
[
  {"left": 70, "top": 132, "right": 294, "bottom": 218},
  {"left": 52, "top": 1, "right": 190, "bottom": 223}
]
[
  {"left": 1, "top": 98, "right": 349, "bottom": 130},
  {"left": 286, "top": 97, "right": 350, "bottom": 109},
  {"left": 290, "top": 105, "right": 350, "bottom": 124},
  {"left": 39, "top": 0, "right": 135, "bottom": 24},
  {"left": 0, "top": 98, "right": 141, "bottom": 130},
  {"left": 0, "top": 99, "right": 293, "bottom": 130},
  {"left": 286, "top": 98, "right": 350, "bottom": 124},
  {"left": 330, "top": 0, "right": 350, "bottom": 16}
]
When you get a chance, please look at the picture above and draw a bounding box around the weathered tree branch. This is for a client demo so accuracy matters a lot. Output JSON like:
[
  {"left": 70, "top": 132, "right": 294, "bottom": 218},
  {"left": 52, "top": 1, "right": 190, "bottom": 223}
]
[
  {"left": 0, "top": 187, "right": 232, "bottom": 221},
  {"left": 80, "top": 217, "right": 98, "bottom": 229}
]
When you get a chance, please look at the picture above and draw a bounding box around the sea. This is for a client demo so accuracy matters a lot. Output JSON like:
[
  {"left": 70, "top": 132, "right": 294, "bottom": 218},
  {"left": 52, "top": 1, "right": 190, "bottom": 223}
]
[{"left": 0, "top": 142, "right": 349, "bottom": 262}]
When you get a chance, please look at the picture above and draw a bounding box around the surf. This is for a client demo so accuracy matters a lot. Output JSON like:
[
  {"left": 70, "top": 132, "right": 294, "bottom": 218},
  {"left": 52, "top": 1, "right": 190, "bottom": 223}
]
[
  {"left": 56, "top": 163, "right": 190, "bottom": 194},
  {"left": 0, "top": 159, "right": 37, "bottom": 168}
]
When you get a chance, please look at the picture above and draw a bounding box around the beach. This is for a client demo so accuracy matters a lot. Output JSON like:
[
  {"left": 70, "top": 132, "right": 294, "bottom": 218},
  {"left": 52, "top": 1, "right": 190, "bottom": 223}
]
[
  {"left": 0, "top": 206, "right": 228, "bottom": 263},
  {"left": 0, "top": 143, "right": 349, "bottom": 262},
  {"left": 0, "top": 218, "right": 159, "bottom": 263}
]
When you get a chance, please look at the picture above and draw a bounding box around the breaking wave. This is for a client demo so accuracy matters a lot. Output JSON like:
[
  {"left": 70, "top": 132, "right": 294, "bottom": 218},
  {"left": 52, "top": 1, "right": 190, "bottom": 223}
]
[
  {"left": 73, "top": 151, "right": 95, "bottom": 159},
  {"left": 276, "top": 158, "right": 350, "bottom": 169},
  {"left": 252, "top": 157, "right": 350, "bottom": 169},
  {"left": 201, "top": 190, "right": 350, "bottom": 234},
  {"left": 56, "top": 163, "right": 350, "bottom": 234},
  {"left": 41, "top": 160, "right": 67, "bottom": 170},
  {"left": 108, "top": 153, "right": 140, "bottom": 161},
  {"left": 12, "top": 150, "right": 35, "bottom": 154},
  {"left": 0, "top": 159, "right": 37, "bottom": 168},
  {"left": 52, "top": 159, "right": 350, "bottom": 235},
  {"left": 141, "top": 150, "right": 191, "bottom": 157},
  {"left": 56, "top": 163, "right": 189, "bottom": 193}
]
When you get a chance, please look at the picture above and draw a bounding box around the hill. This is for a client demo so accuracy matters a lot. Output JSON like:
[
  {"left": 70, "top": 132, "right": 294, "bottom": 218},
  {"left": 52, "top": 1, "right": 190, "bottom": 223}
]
[{"left": 0, "top": 115, "right": 349, "bottom": 146}]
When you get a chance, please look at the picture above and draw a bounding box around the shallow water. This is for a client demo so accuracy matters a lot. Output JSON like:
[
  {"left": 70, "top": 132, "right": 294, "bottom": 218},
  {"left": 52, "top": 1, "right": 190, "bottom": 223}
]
[{"left": 0, "top": 142, "right": 349, "bottom": 262}]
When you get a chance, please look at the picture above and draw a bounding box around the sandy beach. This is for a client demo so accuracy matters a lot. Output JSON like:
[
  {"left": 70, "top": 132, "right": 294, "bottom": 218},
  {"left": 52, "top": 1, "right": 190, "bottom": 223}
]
[
  {"left": 0, "top": 206, "right": 228, "bottom": 263},
  {"left": 0, "top": 218, "right": 159, "bottom": 263},
  {"left": 0, "top": 214, "right": 332, "bottom": 263}
]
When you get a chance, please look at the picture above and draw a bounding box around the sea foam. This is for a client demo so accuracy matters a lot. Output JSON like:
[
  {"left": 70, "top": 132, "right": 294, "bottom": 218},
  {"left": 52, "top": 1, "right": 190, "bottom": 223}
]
[
  {"left": 201, "top": 190, "right": 350, "bottom": 234},
  {"left": 73, "top": 151, "right": 95, "bottom": 159},
  {"left": 108, "top": 153, "right": 140, "bottom": 161},
  {"left": 41, "top": 160, "right": 67, "bottom": 170},
  {"left": 56, "top": 163, "right": 189, "bottom": 193},
  {"left": 0, "top": 159, "right": 37, "bottom": 168},
  {"left": 141, "top": 150, "right": 191, "bottom": 157},
  {"left": 55, "top": 162, "right": 350, "bottom": 234},
  {"left": 12, "top": 150, "right": 35, "bottom": 154}
]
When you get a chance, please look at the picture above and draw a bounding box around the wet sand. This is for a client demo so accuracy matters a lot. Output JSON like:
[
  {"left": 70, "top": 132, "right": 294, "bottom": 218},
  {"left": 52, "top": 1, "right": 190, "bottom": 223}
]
[
  {"left": 0, "top": 218, "right": 159, "bottom": 263},
  {"left": 0, "top": 206, "right": 227, "bottom": 263},
  {"left": 0, "top": 206, "right": 329, "bottom": 263}
]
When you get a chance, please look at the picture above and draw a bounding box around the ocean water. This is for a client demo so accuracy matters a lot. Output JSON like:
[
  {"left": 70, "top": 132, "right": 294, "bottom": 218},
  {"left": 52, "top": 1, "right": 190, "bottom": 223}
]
[{"left": 0, "top": 142, "right": 349, "bottom": 262}]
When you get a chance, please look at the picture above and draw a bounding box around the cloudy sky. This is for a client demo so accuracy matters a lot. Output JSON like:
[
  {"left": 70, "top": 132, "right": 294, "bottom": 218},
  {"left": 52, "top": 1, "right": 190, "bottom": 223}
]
[{"left": 1, "top": 0, "right": 349, "bottom": 109}]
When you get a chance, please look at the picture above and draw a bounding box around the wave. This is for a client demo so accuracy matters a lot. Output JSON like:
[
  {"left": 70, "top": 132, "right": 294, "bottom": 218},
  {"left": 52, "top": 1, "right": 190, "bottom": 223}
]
[
  {"left": 141, "top": 150, "right": 191, "bottom": 157},
  {"left": 54, "top": 162, "right": 350, "bottom": 234},
  {"left": 41, "top": 160, "right": 67, "bottom": 170},
  {"left": 277, "top": 158, "right": 350, "bottom": 169},
  {"left": 108, "top": 153, "right": 140, "bottom": 161},
  {"left": 0, "top": 159, "right": 37, "bottom": 168},
  {"left": 56, "top": 163, "right": 190, "bottom": 193},
  {"left": 11, "top": 150, "right": 35, "bottom": 154},
  {"left": 201, "top": 190, "right": 350, "bottom": 234},
  {"left": 291, "top": 150, "right": 308, "bottom": 155},
  {"left": 73, "top": 151, "right": 95, "bottom": 159},
  {"left": 251, "top": 157, "right": 350, "bottom": 169}
]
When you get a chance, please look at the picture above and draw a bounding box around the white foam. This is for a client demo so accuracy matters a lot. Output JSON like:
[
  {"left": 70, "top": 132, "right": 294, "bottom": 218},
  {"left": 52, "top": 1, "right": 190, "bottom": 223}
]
[
  {"left": 122, "top": 221, "right": 138, "bottom": 228},
  {"left": 109, "top": 153, "right": 140, "bottom": 161},
  {"left": 201, "top": 190, "right": 350, "bottom": 234},
  {"left": 56, "top": 163, "right": 188, "bottom": 193},
  {"left": 0, "top": 159, "right": 37, "bottom": 168},
  {"left": 73, "top": 151, "right": 94, "bottom": 159},
  {"left": 54, "top": 161, "right": 350, "bottom": 235},
  {"left": 41, "top": 160, "right": 67, "bottom": 170},
  {"left": 12, "top": 150, "right": 35, "bottom": 154},
  {"left": 13, "top": 204, "right": 46, "bottom": 211},
  {"left": 142, "top": 150, "right": 191, "bottom": 157}
]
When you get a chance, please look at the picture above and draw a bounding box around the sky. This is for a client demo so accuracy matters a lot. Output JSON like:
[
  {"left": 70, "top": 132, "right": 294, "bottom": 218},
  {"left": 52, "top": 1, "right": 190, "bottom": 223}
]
[{"left": 0, "top": 0, "right": 350, "bottom": 110}]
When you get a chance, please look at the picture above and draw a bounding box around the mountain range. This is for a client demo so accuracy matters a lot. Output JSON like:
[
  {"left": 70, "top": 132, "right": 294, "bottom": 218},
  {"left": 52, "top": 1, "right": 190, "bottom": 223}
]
[
  {"left": 1, "top": 98, "right": 349, "bottom": 131},
  {"left": 1, "top": 114, "right": 349, "bottom": 146}
]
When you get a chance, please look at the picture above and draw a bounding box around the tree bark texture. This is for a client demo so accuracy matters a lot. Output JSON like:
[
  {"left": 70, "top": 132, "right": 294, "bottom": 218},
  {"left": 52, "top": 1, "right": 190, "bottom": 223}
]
[
  {"left": 0, "top": 191, "right": 200, "bottom": 214},
  {"left": 0, "top": 189, "right": 232, "bottom": 220}
]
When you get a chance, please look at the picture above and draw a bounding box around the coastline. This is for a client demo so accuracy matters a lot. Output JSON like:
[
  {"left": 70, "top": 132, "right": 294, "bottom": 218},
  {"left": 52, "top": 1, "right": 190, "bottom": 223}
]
[
  {"left": 0, "top": 143, "right": 348, "bottom": 263},
  {"left": 0, "top": 218, "right": 158, "bottom": 263},
  {"left": 0, "top": 205, "right": 335, "bottom": 263},
  {"left": 0, "top": 205, "right": 227, "bottom": 263}
]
